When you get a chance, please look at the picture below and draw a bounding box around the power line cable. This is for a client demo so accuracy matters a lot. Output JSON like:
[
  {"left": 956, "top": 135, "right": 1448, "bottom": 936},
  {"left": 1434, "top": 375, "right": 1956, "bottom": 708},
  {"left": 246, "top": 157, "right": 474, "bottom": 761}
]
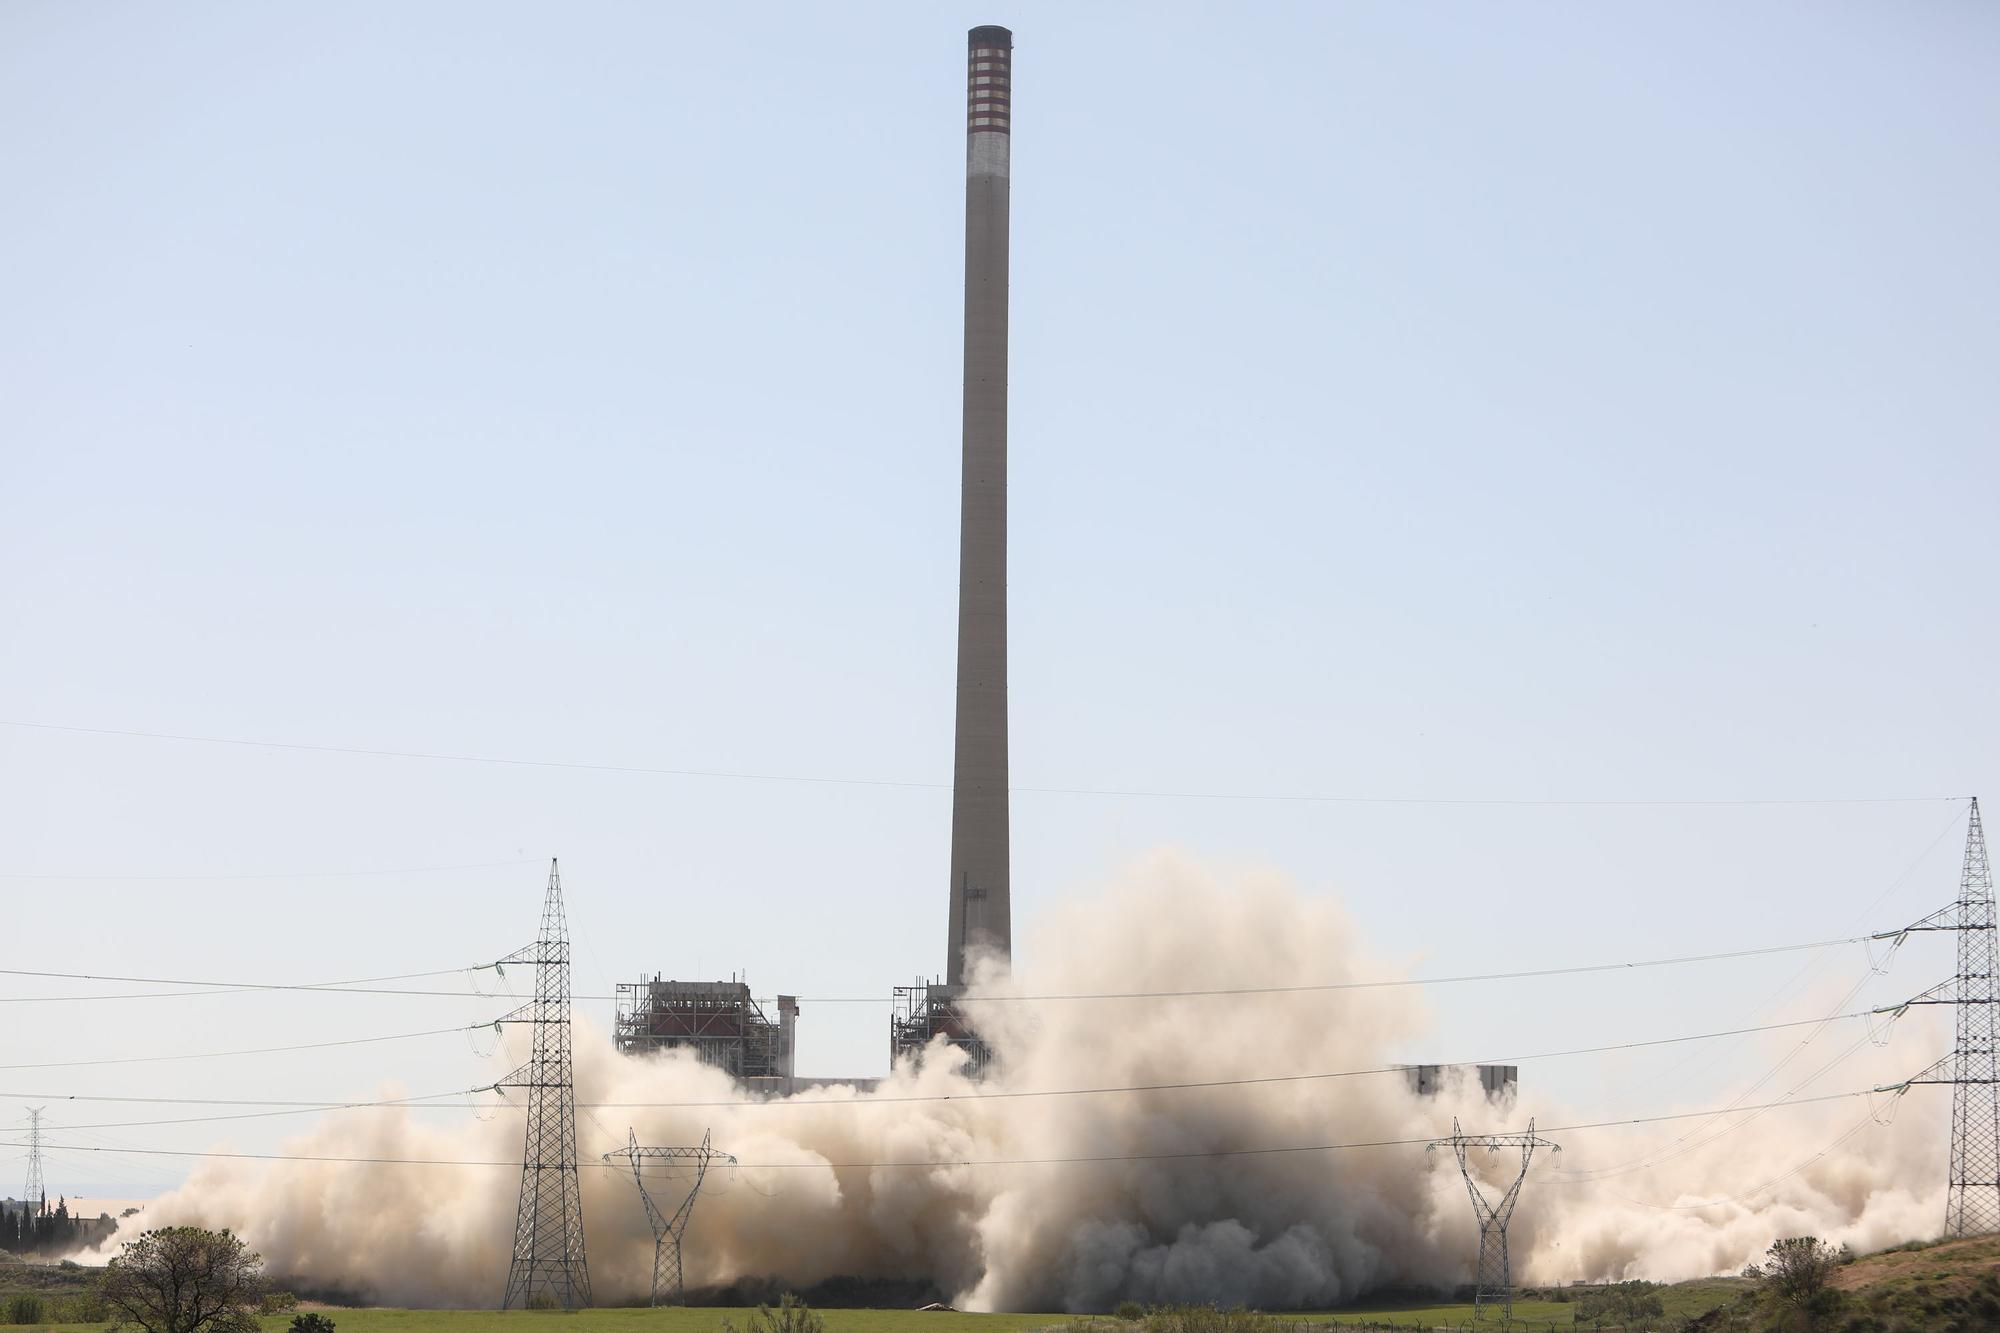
[
  {"left": 922, "top": 936, "right": 1884, "bottom": 1002},
  {"left": 541, "top": 1010, "right": 1901, "bottom": 1110},
  {"left": 1500, "top": 875, "right": 1950, "bottom": 1185},
  {"left": 1550, "top": 1021, "right": 1886, "bottom": 1183},
  {"left": 50, "top": 1097, "right": 498, "bottom": 1134},
  {"left": 0, "top": 1088, "right": 1884, "bottom": 1172},
  {"left": 0, "top": 960, "right": 520, "bottom": 1004},
  {"left": 0, "top": 963, "right": 502, "bottom": 992},
  {"left": 0, "top": 1006, "right": 1899, "bottom": 1125},
  {"left": 0, "top": 859, "right": 533, "bottom": 883},
  {"left": 0, "top": 1087, "right": 484, "bottom": 1111},
  {"left": 1579, "top": 1102, "right": 1889, "bottom": 1211},
  {"left": 0, "top": 720, "right": 1965, "bottom": 808},
  {"left": 1599, "top": 970, "right": 1878, "bottom": 1165},
  {"left": 0, "top": 1020, "right": 505, "bottom": 1072},
  {"left": 1621, "top": 811, "right": 1963, "bottom": 1104},
  {"left": 0, "top": 931, "right": 1890, "bottom": 1005}
]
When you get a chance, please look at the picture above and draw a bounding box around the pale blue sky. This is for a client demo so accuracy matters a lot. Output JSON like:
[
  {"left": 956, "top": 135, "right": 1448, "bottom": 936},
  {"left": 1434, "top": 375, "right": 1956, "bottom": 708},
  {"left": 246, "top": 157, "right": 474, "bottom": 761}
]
[{"left": 2, "top": 3, "right": 1995, "bottom": 1200}]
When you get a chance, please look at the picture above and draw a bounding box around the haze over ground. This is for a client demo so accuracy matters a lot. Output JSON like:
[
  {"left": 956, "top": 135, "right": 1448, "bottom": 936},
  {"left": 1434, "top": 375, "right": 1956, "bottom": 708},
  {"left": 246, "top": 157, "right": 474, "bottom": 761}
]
[{"left": 1, "top": 0, "right": 1995, "bottom": 1215}]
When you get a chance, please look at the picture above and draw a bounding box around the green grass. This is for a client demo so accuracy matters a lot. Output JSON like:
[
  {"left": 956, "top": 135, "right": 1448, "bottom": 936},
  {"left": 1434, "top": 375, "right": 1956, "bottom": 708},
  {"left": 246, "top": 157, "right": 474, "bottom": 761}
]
[
  {"left": 0, "top": 1272, "right": 1765, "bottom": 1333},
  {"left": 5, "top": 1312, "right": 1078, "bottom": 1333},
  {"left": 308, "top": 1312, "right": 1072, "bottom": 1333},
  {"left": 0, "top": 1292, "right": 1759, "bottom": 1333},
  {"left": 0, "top": 1309, "right": 1614, "bottom": 1333},
  {"left": 10, "top": 1237, "right": 1990, "bottom": 1333},
  {"left": 1318, "top": 1299, "right": 1572, "bottom": 1327},
  {"left": 1315, "top": 1280, "right": 1747, "bottom": 1328}
]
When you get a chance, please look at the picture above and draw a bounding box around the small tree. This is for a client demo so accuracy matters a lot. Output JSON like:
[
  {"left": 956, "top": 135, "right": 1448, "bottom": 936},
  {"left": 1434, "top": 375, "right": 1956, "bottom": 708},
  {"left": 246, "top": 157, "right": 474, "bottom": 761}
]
[
  {"left": 103, "top": 1227, "right": 267, "bottom": 1333},
  {"left": 1763, "top": 1236, "right": 1842, "bottom": 1327},
  {"left": 289, "top": 1314, "right": 337, "bottom": 1333}
]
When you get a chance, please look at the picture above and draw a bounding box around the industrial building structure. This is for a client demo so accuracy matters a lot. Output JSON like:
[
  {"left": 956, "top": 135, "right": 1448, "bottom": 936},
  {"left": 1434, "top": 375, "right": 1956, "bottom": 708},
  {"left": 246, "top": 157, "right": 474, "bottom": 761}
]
[
  {"left": 618, "top": 26, "right": 1018, "bottom": 1086},
  {"left": 889, "top": 979, "right": 995, "bottom": 1077},
  {"left": 1402, "top": 1064, "right": 1520, "bottom": 1104},
  {"left": 946, "top": 23, "right": 1015, "bottom": 989},
  {"left": 613, "top": 977, "right": 797, "bottom": 1082},
  {"left": 604, "top": 32, "right": 1530, "bottom": 1109},
  {"left": 882, "top": 25, "right": 1019, "bottom": 1077}
]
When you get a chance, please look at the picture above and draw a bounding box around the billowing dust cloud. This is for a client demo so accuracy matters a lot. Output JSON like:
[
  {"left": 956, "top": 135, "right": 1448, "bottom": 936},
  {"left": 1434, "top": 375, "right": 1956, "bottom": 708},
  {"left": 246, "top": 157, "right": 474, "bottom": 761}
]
[{"left": 101, "top": 854, "right": 1947, "bottom": 1310}]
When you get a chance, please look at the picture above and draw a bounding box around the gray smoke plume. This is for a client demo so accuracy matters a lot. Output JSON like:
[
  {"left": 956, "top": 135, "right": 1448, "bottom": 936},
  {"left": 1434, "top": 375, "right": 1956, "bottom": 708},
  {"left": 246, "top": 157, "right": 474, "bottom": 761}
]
[{"left": 98, "top": 853, "right": 1946, "bottom": 1309}]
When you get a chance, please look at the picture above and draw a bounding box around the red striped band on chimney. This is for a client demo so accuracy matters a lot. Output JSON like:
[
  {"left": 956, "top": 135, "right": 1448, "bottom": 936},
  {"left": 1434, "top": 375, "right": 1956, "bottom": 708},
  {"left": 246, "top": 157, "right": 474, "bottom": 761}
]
[{"left": 968, "top": 42, "right": 1010, "bottom": 135}]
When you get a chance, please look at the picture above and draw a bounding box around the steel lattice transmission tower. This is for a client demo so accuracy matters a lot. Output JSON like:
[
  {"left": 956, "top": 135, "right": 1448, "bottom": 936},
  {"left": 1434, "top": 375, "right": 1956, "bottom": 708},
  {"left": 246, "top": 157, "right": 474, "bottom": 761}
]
[
  {"left": 1428, "top": 1118, "right": 1560, "bottom": 1324},
  {"left": 22, "top": 1108, "right": 45, "bottom": 1210},
  {"left": 603, "top": 1128, "right": 736, "bottom": 1307},
  {"left": 499, "top": 860, "right": 592, "bottom": 1310},
  {"left": 1943, "top": 798, "right": 1997, "bottom": 1236},
  {"left": 1889, "top": 798, "right": 1999, "bottom": 1236}
]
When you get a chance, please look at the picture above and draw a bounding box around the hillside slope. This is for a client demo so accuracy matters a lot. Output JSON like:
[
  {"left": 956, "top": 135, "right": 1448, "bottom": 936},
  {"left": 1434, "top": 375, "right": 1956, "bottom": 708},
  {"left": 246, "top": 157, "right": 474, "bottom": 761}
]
[{"left": 1694, "top": 1234, "right": 2000, "bottom": 1333}]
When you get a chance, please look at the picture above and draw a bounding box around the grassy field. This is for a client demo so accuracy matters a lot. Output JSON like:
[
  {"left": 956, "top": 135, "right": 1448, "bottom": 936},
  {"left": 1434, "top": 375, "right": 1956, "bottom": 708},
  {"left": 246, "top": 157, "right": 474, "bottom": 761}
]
[
  {"left": 0, "top": 1306, "right": 1621, "bottom": 1333},
  {"left": 0, "top": 1305, "right": 1692, "bottom": 1333},
  {"left": 1315, "top": 1299, "right": 1572, "bottom": 1328},
  {"left": 0, "top": 1304, "right": 1080, "bottom": 1328},
  {"left": 0, "top": 1286, "right": 1748, "bottom": 1333},
  {"left": 4, "top": 1241, "right": 1989, "bottom": 1333},
  {"left": 1312, "top": 1281, "right": 1749, "bottom": 1328},
  {"left": 0, "top": 1311, "right": 1080, "bottom": 1333},
  {"left": 1700, "top": 1234, "right": 2000, "bottom": 1332}
]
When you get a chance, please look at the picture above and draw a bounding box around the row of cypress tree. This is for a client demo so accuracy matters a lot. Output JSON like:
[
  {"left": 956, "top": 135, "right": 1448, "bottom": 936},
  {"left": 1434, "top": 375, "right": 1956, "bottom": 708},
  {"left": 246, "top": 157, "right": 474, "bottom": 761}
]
[{"left": 0, "top": 1195, "right": 99, "bottom": 1253}]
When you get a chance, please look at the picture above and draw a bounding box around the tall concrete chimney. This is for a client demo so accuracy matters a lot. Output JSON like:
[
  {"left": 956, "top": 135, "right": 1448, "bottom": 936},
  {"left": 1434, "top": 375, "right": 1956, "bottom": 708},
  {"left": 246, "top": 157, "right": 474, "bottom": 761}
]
[{"left": 946, "top": 25, "right": 1013, "bottom": 986}]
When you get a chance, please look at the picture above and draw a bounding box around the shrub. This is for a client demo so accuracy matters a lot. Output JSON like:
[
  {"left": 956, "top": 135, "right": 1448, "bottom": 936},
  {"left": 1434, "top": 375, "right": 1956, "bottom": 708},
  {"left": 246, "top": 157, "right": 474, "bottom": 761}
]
[
  {"left": 1575, "top": 1282, "right": 1666, "bottom": 1332},
  {"left": 747, "top": 1294, "right": 824, "bottom": 1333},
  {"left": 51, "top": 1291, "right": 109, "bottom": 1324},
  {"left": 1138, "top": 1306, "right": 1279, "bottom": 1333},
  {"left": 261, "top": 1292, "right": 301, "bottom": 1315},
  {"left": 1114, "top": 1302, "right": 1146, "bottom": 1321},
  {"left": 289, "top": 1314, "right": 336, "bottom": 1333},
  {"left": 4, "top": 1295, "right": 43, "bottom": 1325},
  {"left": 1764, "top": 1237, "right": 1839, "bottom": 1309}
]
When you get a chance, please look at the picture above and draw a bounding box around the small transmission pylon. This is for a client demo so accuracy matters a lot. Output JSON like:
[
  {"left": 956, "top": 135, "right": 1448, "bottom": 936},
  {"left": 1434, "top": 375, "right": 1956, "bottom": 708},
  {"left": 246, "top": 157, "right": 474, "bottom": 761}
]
[
  {"left": 1428, "top": 1117, "right": 1560, "bottom": 1324},
  {"left": 603, "top": 1128, "right": 736, "bottom": 1307},
  {"left": 23, "top": 1108, "right": 45, "bottom": 1211},
  {"left": 499, "top": 860, "right": 592, "bottom": 1310}
]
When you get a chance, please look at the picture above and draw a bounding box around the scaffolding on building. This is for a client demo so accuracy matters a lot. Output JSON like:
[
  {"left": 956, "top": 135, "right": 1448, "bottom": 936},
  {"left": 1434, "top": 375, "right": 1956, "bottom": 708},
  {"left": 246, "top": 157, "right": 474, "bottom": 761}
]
[
  {"left": 614, "top": 976, "right": 796, "bottom": 1081},
  {"left": 889, "top": 979, "right": 992, "bottom": 1077}
]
